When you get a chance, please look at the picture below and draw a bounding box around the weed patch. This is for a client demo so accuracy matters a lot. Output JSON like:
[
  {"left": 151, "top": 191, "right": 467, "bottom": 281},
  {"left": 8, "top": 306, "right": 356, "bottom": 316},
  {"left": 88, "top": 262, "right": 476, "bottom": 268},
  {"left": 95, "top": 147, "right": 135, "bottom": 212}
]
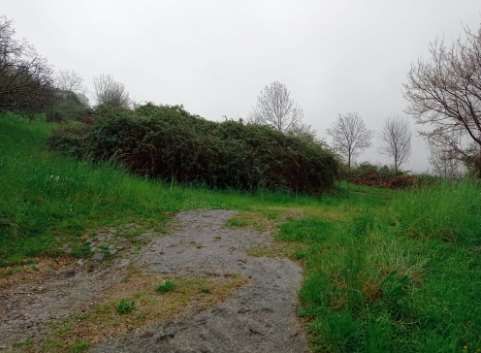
[
  {"left": 156, "top": 280, "right": 176, "bottom": 294},
  {"left": 283, "top": 195, "right": 481, "bottom": 353},
  {"left": 115, "top": 299, "right": 135, "bottom": 315},
  {"left": 0, "top": 257, "right": 73, "bottom": 290},
  {"left": 226, "top": 212, "right": 275, "bottom": 232}
]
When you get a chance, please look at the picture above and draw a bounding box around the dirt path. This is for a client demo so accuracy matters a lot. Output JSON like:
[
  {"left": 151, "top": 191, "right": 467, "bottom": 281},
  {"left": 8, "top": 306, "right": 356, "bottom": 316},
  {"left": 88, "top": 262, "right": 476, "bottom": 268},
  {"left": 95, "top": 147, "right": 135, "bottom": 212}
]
[
  {"left": 1, "top": 210, "right": 309, "bottom": 353},
  {"left": 0, "top": 253, "right": 133, "bottom": 350}
]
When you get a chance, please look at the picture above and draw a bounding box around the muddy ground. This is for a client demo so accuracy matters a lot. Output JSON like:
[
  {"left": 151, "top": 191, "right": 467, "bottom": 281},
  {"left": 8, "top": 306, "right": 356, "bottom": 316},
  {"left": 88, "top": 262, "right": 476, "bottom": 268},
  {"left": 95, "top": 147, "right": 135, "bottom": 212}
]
[{"left": 0, "top": 210, "right": 309, "bottom": 353}]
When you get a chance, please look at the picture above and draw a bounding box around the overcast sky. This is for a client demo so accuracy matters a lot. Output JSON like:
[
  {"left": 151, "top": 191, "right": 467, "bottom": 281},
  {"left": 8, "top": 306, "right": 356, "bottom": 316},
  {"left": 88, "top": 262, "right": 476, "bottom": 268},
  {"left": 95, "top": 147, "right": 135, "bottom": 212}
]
[{"left": 4, "top": 1, "right": 481, "bottom": 171}]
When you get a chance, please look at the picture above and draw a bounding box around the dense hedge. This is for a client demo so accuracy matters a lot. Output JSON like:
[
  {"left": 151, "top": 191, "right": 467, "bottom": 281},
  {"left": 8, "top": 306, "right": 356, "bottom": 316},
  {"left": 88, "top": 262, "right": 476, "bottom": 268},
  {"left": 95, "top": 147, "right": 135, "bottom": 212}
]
[{"left": 49, "top": 104, "right": 339, "bottom": 193}]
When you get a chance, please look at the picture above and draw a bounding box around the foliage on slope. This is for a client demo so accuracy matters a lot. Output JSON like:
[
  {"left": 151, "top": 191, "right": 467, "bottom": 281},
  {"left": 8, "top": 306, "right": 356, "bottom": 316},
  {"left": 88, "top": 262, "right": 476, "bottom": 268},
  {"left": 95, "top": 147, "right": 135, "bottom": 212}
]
[{"left": 49, "top": 104, "right": 339, "bottom": 194}]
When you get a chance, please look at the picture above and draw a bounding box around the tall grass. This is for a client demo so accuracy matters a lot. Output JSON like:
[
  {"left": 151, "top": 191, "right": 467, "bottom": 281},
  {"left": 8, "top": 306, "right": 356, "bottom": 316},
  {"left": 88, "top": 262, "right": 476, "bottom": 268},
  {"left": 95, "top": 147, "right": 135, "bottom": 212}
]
[
  {"left": 392, "top": 181, "right": 481, "bottom": 244},
  {"left": 281, "top": 182, "right": 481, "bottom": 352}
]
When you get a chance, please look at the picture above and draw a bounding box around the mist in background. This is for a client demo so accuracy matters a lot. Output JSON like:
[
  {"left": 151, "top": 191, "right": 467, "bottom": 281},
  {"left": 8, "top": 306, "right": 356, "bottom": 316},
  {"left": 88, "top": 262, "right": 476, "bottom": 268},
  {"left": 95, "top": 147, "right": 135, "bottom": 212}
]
[{"left": 4, "top": 0, "right": 481, "bottom": 171}]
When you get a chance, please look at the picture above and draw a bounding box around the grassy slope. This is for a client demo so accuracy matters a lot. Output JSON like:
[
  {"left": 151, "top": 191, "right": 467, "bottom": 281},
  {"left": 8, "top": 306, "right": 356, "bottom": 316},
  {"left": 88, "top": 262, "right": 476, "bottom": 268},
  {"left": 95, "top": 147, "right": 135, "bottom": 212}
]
[
  {"left": 0, "top": 115, "right": 371, "bottom": 264},
  {"left": 1, "top": 115, "right": 481, "bottom": 352}
]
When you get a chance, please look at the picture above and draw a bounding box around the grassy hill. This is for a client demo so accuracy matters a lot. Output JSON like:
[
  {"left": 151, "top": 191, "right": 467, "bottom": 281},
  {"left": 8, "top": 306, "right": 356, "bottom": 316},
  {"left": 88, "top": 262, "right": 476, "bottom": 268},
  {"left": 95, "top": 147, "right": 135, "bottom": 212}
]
[
  {"left": 0, "top": 114, "right": 362, "bottom": 266},
  {"left": 1, "top": 114, "right": 481, "bottom": 352}
]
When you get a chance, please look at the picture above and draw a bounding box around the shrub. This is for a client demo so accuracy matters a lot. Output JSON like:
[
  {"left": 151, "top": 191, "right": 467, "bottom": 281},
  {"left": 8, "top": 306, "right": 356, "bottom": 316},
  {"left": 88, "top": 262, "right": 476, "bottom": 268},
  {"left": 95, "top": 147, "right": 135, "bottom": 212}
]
[
  {"left": 346, "top": 162, "right": 418, "bottom": 189},
  {"left": 47, "top": 121, "right": 91, "bottom": 158},
  {"left": 49, "top": 104, "right": 339, "bottom": 194}
]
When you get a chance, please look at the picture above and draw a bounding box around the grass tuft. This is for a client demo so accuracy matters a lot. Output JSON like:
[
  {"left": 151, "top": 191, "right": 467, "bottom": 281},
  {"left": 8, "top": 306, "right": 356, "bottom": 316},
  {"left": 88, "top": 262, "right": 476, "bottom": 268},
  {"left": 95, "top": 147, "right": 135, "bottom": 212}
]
[
  {"left": 156, "top": 280, "right": 176, "bottom": 294},
  {"left": 115, "top": 299, "right": 135, "bottom": 315},
  {"left": 69, "top": 340, "right": 89, "bottom": 353}
]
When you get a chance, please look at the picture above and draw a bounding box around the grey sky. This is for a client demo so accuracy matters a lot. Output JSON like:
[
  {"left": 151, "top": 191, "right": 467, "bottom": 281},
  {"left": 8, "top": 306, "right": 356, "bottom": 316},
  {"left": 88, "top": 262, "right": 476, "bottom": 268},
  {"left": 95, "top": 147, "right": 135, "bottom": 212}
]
[{"left": 4, "top": 0, "right": 481, "bottom": 171}]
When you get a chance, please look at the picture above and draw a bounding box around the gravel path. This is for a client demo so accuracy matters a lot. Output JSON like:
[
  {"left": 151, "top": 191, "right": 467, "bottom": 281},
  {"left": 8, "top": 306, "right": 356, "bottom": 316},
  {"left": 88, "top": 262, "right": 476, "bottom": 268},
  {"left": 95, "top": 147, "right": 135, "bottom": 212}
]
[
  {"left": 0, "top": 255, "right": 132, "bottom": 350},
  {"left": 1, "top": 210, "right": 309, "bottom": 353}
]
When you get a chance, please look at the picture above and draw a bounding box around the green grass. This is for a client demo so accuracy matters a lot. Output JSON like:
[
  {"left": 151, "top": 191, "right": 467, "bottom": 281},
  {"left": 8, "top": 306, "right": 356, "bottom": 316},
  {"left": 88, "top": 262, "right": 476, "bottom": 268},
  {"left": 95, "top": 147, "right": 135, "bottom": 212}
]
[
  {"left": 280, "top": 183, "right": 481, "bottom": 353},
  {"left": 0, "top": 114, "right": 366, "bottom": 266},
  {"left": 2, "top": 114, "right": 481, "bottom": 352},
  {"left": 115, "top": 298, "right": 135, "bottom": 315},
  {"left": 69, "top": 340, "right": 89, "bottom": 353},
  {"left": 156, "top": 280, "right": 176, "bottom": 294}
]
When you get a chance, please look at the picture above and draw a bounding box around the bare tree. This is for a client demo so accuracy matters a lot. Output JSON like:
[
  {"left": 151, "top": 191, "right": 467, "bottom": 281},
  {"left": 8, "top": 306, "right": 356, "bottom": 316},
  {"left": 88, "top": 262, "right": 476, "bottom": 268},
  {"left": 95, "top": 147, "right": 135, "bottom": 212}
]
[
  {"left": 327, "top": 113, "right": 372, "bottom": 169},
  {"left": 404, "top": 23, "right": 481, "bottom": 174},
  {"left": 93, "top": 74, "right": 130, "bottom": 109},
  {"left": 0, "top": 16, "right": 54, "bottom": 113},
  {"left": 55, "top": 70, "right": 84, "bottom": 94},
  {"left": 429, "top": 142, "right": 462, "bottom": 179},
  {"left": 288, "top": 122, "right": 320, "bottom": 143},
  {"left": 251, "top": 81, "right": 303, "bottom": 133},
  {"left": 381, "top": 118, "right": 412, "bottom": 173}
]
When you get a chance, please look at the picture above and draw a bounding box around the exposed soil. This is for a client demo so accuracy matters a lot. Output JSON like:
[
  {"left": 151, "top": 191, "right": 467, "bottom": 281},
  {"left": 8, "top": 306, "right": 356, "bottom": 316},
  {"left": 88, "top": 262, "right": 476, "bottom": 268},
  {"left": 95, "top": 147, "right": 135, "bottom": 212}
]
[
  {"left": 0, "top": 254, "right": 133, "bottom": 350},
  {"left": 0, "top": 210, "right": 309, "bottom": 353}
]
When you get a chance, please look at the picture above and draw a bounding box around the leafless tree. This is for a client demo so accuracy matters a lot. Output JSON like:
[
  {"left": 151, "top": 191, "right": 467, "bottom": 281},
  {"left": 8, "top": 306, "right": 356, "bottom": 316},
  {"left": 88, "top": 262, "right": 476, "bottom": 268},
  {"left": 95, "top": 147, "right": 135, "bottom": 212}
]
[
  {"left": 93, "top": 74, "right": 130, "bottom": 109},
  {"left": 429, "top": 142, "right": 463, "bottom": 179},
  {"left": 381, "top": 118, "right": 412, "bottom": 173},
  {"left": 0, "top": 16, "right": 54, "bottom": 113},
  {"left": 288, "top": 122, "right": 319, "bottom": 143},
  {"left": 251, "top": 81, "right": 303, "bottom": 133},
  {"left": 55, "top": 70, "right": 84, "bottom": 94},
  {"left": 404, "top": 23, "right": 481, "bottom": 174},
  {"left": 327, "top": 112, "right": 372, "bottom": 169}
]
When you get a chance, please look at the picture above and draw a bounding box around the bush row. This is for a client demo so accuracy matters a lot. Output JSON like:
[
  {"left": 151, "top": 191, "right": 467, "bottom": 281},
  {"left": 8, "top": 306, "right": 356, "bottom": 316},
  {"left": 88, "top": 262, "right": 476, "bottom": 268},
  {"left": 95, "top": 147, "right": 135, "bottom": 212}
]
[
  {"left": 343, "top": 163, "right": 419, "bottom": 189},
  {"left": 48, "top": 104, "right": 339, "bottom": 193}
]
